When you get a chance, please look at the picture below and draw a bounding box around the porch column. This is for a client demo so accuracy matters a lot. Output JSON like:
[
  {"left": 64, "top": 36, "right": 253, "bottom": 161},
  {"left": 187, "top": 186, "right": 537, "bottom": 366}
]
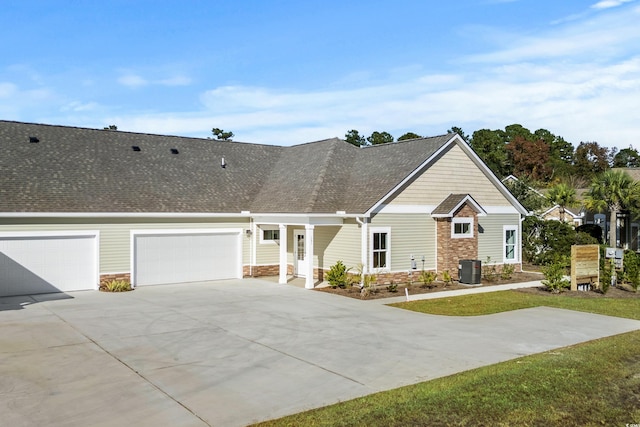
[
  {"left": 305, "top": 224, "right": 315, "bottom": 289},
  {"left": 278, "top": 224, "right": 287, "bottom": 284}
]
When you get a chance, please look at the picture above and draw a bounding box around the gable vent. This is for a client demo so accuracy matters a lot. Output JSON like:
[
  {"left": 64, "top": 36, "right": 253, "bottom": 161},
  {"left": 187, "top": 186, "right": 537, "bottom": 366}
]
[
  {"left": 29, "top": 136, "right": 39, "bottom": 143},
  {"left": 170, "top": 148, "right": 179, "bottom": 154},
  {"left": 132, "top": 146, "right": 141, "bottom": 152}
]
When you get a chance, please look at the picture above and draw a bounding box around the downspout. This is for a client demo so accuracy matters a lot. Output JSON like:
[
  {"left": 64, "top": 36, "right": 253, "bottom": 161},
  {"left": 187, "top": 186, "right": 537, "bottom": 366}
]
[{"left": 355, "top": 216, "right": 368, "bottom": 285}]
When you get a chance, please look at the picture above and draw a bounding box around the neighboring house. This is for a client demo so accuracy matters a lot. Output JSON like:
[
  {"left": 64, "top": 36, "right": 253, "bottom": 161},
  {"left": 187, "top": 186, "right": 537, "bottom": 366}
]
[
  {"left": 539, "top": 205, "right": 584, "bottom": 227},
  {"left": 0, "top": 120, "right": 527, "bottom": 297},
  {"left": 581, "top": 167, "right": 640, "bottom": 250}
]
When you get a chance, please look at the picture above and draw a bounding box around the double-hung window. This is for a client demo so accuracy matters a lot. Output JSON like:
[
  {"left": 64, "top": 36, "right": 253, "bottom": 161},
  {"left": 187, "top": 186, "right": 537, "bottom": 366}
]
[
  {"left": 504, "top": 225, "right": 518, "bottom": 262},
  {"left": 370, "top": 228, "right": 390, "bottom": 270}
]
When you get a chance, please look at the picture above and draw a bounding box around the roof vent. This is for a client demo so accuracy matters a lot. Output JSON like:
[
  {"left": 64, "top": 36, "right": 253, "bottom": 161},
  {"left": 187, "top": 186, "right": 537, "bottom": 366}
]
[
  {"left": 170, "top": 148, "right": 179, "bottom": 154},
  {"left": 29, "top": 136, "right": 39, "bottom": 143},
  {"left": 132, "top": 146, "right": 141, "bottom": 152}
]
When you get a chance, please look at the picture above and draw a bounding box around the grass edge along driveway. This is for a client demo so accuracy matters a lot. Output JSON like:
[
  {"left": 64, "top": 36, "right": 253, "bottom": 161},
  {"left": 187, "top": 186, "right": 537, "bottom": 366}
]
[{"left": 253, "top": 290, "right": 640, "bottom": 427}]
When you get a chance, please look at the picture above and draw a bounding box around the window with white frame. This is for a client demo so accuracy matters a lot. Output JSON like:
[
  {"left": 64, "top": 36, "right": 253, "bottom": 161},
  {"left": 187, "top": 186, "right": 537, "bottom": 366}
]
[
  {"left": 259, "top": 226, "right": 280, "bottom": 243},
  {"left": 370, "top": 228, "right": 390, "bottom": 270},
  {"left": 451, "top": 217, "right": 474, "bottom": 238},
  {"left": 504, "top": 225, "right": 518, "bottom": 262}
]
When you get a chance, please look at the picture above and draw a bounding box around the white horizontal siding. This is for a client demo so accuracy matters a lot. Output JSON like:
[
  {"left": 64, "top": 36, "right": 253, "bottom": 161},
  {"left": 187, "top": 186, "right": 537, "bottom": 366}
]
[{"left": 370, "top": 213, "right": 435, "bottom": 272}]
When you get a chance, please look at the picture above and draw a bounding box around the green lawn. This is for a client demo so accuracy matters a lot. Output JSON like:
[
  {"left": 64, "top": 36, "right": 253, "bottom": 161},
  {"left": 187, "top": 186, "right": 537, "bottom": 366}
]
[
  {"left": 253, "top": 291, "right": 640, "bottom": 427},
  {"left": 392, "top": 289, "right": 640, "bottom": 320}
]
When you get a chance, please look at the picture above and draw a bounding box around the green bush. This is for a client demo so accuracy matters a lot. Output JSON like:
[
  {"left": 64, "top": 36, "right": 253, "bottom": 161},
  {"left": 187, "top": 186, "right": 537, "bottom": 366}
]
[
  {"left": 102, "top": 279, "right": 132, "bottom": 292},
  {"left": 326, "top": 260, "right": 349, "bottom": 289},
  {"left": 541, "top": 262, "right": 570, "bottom": 293},
  {"left": 523, "top": 217, "right": 597, "bottom": 265},
  {"left": 441, "top": 270, "right": 453, "bottom": 287},
  {"left": 482, "top": 256, "right": 498, "bottom": 282},
  {"left": 501, "top": 263, "right": 515, "bottom": 280},
  {"left": 386, "top": 283, "right": 398, "bottom": 292},
  {"left": 623, "top": 250, "right": 640, "bottom": 291},
  {"left": 419, "top": 270, "right": 437, "bottom": 288}
]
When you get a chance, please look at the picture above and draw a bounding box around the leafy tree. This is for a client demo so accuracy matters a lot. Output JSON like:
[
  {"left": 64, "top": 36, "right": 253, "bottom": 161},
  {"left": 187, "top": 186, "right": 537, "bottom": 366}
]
[
  {"left": 469, "top": 129, "right": 509, "bottom": 177},
  {"left": 345, "top": 129, "right": 366, "bottom": 147},
  {"left": 546, "top": 183, "right": 577, "bottom": 222},
  {"left": 502, "top": 176, "right": 546, "bottom": 212},
  {"left": 613, "top": 147, "right": 640, "bottom": 168},
  {"left": 583, "top": 169, "right": 640, "bottom": 247},
  {"left": 573, "top": 141, "right": 610, "bottom": 179},
  {"left": 523, "top": 217, "right": 597, "bottom": 265},
  {"left": 212, "top": 128, "right": 234, "bottom": 141},
  {"left": 505, "top": 136, "right": 551, "bottom": 182},
  {"left": 535, "top": 129, "right": 574, "bottom": 179},
  {"left": 397, "top": 132, "right": 422, "bottom": 141},
  {"left": 103, "top": 125, "right": 118, "bottom": 131},
  {"left": 447, "top": 126, "right": 469, "bottom": 143},
  {"left": 503, "top": 124, "right": 534, "bottom": 144},
  {"left": 367, "top": 131, "right": 394, "bottom": 145}
]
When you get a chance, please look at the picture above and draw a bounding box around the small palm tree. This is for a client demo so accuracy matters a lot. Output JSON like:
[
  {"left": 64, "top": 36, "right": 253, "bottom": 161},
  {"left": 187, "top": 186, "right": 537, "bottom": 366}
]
[
  {"left": 584, "top": 170, "right": 640, "bottom": 247},
  {"left": 546, "top": 183, "right": 577, "bottom": 222}
]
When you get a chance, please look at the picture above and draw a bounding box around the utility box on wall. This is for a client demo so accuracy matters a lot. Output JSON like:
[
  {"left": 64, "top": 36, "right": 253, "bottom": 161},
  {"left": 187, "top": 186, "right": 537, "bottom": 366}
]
[{"left": 459, "top": 259, "right": 482, "bottom": 285}]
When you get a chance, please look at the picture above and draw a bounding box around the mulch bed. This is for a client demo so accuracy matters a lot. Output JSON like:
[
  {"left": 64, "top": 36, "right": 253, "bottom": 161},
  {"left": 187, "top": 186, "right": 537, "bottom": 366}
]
[
  {"left": 315, "top": 271, "right": 640, "bottom": 300},
  {"left": 315, "top": 271, "right": 545, "bottom": 300}
]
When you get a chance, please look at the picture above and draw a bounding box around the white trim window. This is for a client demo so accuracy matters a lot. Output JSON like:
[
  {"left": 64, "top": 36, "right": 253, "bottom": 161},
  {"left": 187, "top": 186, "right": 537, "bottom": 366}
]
[
  {"left": 504, "top": 225, "right": 518, "bottom": 263},
  {"left": 259, "top": 226, "right": 280, "bottom": 244},
  {"left": 451, "top": 217, "right": 474, "bottom": 238},
  {"left": 370, "top": 227, "right": 390, "bottom": 270}
]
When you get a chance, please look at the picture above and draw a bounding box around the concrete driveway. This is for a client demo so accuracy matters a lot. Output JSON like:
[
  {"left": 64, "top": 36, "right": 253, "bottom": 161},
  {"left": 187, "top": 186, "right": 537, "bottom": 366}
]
[{"left": 1, "top": 279, "right": 639, "bottom": 427}]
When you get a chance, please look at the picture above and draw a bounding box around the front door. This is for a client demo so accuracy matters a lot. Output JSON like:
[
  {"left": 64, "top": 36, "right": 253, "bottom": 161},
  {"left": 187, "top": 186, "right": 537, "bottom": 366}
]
[{"left": 294, "top": 230, "right": 306, "bottom": 277}]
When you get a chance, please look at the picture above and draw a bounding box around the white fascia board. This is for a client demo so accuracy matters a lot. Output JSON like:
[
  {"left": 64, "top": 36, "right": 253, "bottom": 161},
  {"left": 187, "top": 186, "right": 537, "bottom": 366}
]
[
  {"left": 0, "top": 212, "right": 252, "bottom": 218},
  {"left": 431, "top": 195, "right": 487, "bottom": 218},
  {"left": 365, "top": 135, "right": 456, "bottom": 216},
  {"left": 252, "top": 214, "right": 346, "bottom": 226}
]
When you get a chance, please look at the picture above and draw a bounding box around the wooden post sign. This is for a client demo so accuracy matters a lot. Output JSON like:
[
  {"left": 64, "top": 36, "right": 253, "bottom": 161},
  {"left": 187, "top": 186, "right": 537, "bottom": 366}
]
[{"left": 571, "top": 244, "right": 600, "bottom": 291}]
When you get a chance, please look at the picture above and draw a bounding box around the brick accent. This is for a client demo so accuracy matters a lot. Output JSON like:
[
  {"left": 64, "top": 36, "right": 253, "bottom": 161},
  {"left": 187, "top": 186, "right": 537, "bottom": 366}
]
[
  {"left": 436, "top": 203, "right": 478, "bottom": 280},
  {"left": 100, "top": 273, "right": 131, "bottom": 286},
  {"left": 244, "top": 264, "right": 294, "bottom": 278}
]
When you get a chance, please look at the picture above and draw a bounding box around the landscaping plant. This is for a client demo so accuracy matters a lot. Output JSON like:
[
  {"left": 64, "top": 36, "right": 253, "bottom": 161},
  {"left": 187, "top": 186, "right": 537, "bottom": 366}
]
[
  {"left": 441, "top": 270, "right": 453, "bottom": 287},
  {"left": 623, "top": 249, "right": 640, "bottom": 291},
  {"left": 101, "top": 279, "right": 132, "bottom": 292},
  {"left": 326, "top": 260, "right": 350, "bottom": 289},
  {"left": 418, "top": 270, "right": 437, "bottom": 288},
  {"left": 541, "top": 261, "right": 569, "bottom": 293}
]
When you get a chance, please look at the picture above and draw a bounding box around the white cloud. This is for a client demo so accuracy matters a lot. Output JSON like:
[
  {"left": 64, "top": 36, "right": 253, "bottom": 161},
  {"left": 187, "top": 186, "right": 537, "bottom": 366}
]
[
  {"left": 118, "top": 74, "right": 148, "bottom": 88},
  {"left": 591, "top": 0, "right": 634, "bottom": 10},
  {"left": 118, "top": 72, "right": 191, "bottom": 88}
]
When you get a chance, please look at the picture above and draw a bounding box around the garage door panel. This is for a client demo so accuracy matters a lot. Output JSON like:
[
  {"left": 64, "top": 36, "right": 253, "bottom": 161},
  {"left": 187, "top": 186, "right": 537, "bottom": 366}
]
[
  {"left": 0, "top": 234, "right": 98, "bottom": 297},
  {"left": 134, "top": 231, "right": 241, "bottom": 286}
]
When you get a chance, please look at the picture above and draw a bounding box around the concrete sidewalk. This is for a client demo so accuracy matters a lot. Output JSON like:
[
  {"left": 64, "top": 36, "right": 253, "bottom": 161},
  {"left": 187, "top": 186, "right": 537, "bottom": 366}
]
[
  {"left": 1, "top": 279, "right": 638, "bottom": 427},
  {"left": 367, "top": 280, "right": 544, "bottom": 304}
]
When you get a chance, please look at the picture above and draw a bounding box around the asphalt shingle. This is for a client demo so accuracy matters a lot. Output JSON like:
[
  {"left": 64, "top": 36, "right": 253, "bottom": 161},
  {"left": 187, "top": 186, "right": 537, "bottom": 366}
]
[{"left": 0, "top": 121, "right": 453, "bottom": 214}]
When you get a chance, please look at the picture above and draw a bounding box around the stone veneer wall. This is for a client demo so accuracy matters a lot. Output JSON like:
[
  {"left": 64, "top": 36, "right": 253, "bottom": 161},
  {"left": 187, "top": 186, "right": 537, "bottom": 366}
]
[{"left": 436, "top": 204, "right": 478, "bottom": 280}]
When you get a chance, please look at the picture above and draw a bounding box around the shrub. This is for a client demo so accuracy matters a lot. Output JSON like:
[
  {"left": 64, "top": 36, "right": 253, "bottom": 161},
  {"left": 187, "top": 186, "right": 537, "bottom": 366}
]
[
  {"left": 623, "top": 250, "right": 640, "bottom": 292},
  {"left": 360, "top": 273, "right": 378, "bottom": 299},
  {"left": 541, "top": 262, "right": 570, "bottom": 293},
  {"left": 523, "top": 217, "right": 598, "bottom": 265},
  {"left": 419, "top": 270, "right": 437, "bottom": 288},
  {"left": 101, "top": 279, "right": 132, "bottom": 292},
  {"left": 386, "top": 283, "right": 398, "bottom": 292},
  {"left": 441, "top": 270, "right": 453, "bottom": 287},
  {"left": 599, "top": 251, "right": 613, "bottom": 294},
  {"left": 326, "top": 261, "right": 349, "bottom": 289},
  {"left": 482, "top": 257, "right": 498, "bottom": 282},
  {"left": 501, "top": 263, "right": 515, "bottom": 280}
]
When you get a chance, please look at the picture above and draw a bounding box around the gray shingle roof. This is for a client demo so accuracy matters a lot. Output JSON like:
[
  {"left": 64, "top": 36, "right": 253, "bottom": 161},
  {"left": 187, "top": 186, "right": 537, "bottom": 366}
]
[{"left": 0, "top": 120, "right": 454, "bottom": 214}]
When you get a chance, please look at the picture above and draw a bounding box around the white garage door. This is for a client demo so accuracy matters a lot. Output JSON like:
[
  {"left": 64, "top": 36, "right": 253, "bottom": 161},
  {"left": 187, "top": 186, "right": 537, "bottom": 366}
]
[
  {"left": 133, "top": 230, "right": 242, "bottom": 286},
  {"left": 0, "top": 232, "right": 98, "bottom": 297}
]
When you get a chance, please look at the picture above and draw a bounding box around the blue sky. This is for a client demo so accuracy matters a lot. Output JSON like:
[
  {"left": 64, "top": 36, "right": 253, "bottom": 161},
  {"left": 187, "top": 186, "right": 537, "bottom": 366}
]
[{"left": 2, "top": 0, "right": 639, "bottom": 148}]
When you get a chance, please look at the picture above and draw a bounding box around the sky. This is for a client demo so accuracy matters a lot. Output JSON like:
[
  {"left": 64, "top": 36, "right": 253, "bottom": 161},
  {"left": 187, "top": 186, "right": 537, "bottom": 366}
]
[{"left": 1, "top": 0, "right": 639, "bottom": 148}]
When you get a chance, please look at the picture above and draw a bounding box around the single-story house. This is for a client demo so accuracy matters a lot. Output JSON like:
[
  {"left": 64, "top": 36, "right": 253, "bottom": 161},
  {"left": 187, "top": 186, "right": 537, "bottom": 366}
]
[{"left": 0, "top": 120, "right": 527, "bottom": 297}]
